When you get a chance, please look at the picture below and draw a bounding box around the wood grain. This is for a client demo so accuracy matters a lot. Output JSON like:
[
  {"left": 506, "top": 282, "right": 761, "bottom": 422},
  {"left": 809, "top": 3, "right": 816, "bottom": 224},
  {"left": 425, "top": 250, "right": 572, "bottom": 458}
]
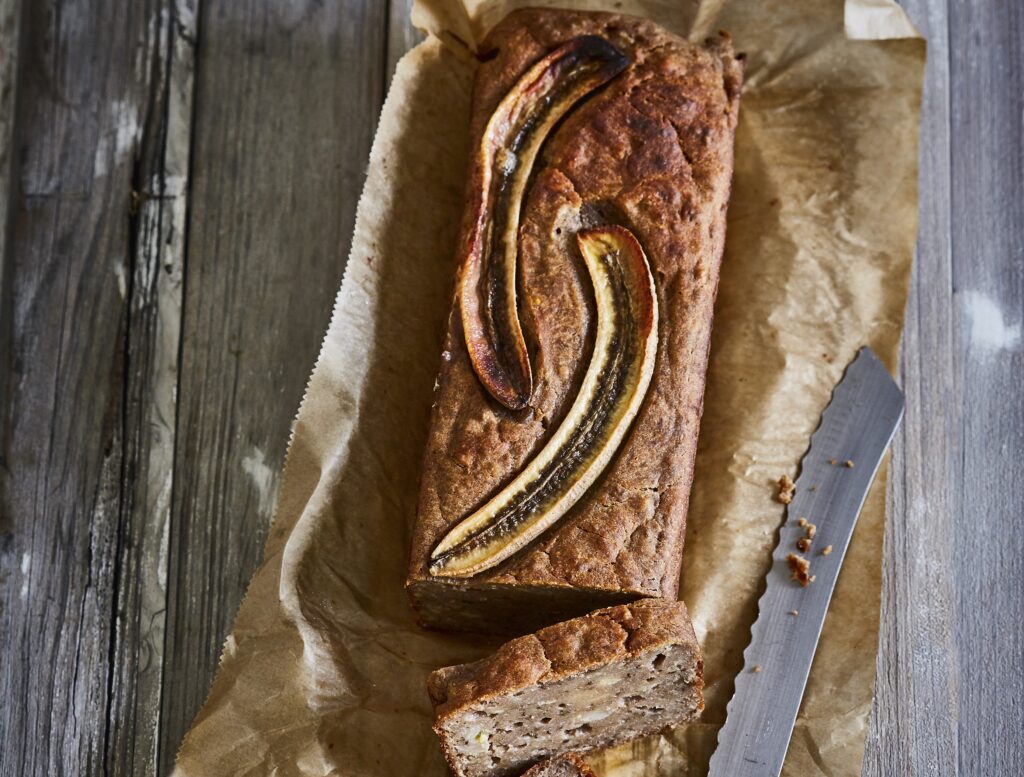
[
  {"left": 112, "top": 2, "right": 197, "bottom": 773},
  {"left": 0, "top": 1, "right": 194, "bottom": 774},
  {"left": 157, "top": 1, "right": 389, "bottom": 771},
  {"left": 0, "top": 0, "right": 21, "bottom": 372},
  {"left": 946, "top": 0, "right": 1023, "bottom": 772},
  {"left": 862, "top": 0, "right": 960, "bottom": 774},
  {"left": 1, "top": 0, "right": 1022, "bottom": 775},
  {"left": 863, "top": 1, "right": 1024, "bottom": 775}
]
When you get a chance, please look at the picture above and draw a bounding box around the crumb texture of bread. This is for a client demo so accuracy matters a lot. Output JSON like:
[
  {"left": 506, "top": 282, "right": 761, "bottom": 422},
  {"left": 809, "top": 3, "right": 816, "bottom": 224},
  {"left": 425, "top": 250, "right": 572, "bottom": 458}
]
[
  {"left": 521, "top": 753, "right": 597, "bottom": 777},
  {"left": 786, "top": 553, "right": 812, "bottom": 586},
  {"left": 408, "top": 7, "right": 744, "bottom": 633},
  {"left": 777, "top": 474, "right": 795, "bottom": 505},
  {"left": 428, "top": 599, "right": 703, "bottom": 777}
]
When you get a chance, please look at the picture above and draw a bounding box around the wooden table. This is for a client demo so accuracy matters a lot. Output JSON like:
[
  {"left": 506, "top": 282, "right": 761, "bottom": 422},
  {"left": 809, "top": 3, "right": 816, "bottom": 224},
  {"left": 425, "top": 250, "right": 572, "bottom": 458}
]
[{"left": 0, "top": 1, "right": 1019, "bottom": 774}]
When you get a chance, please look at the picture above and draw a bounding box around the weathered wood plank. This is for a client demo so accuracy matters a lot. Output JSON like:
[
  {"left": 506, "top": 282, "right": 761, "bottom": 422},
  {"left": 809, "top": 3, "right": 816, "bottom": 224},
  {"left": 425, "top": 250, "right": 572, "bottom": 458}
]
[
  {"left": 866, "top": 0, "right": 1024, "bottom": 773},
  {"left": 0, "top": 2, "right": 23, "bottom": 491},
  {"left": 947, "top": 0, "right": 1024, "bottom": 773},
  {"left": 0, "top": 0, "right": 22, "bottom": 366},
  {"left": 109, "top": 2, "right": 198, "bottom": 774},
  {"left": 158, "top": 1, "right": 389, "bottom": 769},
  {"left": 0, "top": 1, "right": 194, "bottom": 775},
  {"left": 862, "top": 0, "right": 960, "bottom": 775}
]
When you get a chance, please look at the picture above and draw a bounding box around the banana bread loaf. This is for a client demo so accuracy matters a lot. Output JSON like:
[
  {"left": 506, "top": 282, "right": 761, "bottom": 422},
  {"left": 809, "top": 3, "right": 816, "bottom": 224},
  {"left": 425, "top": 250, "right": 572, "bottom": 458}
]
[
  {"left": 408, "top": 7, "right": 743, "bottom": 633},
  {"left": 428, "top": 599, "right": 703, "bottom": 777}
]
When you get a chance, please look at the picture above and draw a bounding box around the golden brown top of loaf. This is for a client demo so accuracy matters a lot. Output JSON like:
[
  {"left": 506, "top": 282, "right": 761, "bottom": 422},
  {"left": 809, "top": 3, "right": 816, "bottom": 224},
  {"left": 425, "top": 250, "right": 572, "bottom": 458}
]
[{"left": 409, "top": 8, "right": 743, "bottom": 599}]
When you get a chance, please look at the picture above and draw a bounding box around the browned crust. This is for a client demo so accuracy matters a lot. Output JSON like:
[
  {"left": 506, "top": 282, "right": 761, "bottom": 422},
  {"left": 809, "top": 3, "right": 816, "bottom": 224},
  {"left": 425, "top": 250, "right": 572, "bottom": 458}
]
[
  {"left": 428, "top": 598, "right": 702, "bottom": 721},
  {"left": 408, "top": 7, "right": 744, "bottom": 629}
]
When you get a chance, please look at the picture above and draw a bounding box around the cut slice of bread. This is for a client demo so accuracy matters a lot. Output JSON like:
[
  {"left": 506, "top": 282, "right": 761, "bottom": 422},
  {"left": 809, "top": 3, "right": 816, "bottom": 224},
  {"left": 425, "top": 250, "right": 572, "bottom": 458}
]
[{"left": 428, "top": 598, "right": 703, "bottom": 777}]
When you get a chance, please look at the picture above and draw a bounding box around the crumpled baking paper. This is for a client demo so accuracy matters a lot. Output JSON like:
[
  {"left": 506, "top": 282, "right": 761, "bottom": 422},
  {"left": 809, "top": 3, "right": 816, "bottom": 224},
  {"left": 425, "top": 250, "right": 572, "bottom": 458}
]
[{"left": 173, "top": 1, "right": 924, "bottom": 774}]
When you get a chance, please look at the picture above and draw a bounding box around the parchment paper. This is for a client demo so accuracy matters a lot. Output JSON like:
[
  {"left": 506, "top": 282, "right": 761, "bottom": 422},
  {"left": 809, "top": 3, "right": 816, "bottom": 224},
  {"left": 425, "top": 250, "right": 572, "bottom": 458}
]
[{"left": 173, "top": 2, "right": 924, "bottom": 774}]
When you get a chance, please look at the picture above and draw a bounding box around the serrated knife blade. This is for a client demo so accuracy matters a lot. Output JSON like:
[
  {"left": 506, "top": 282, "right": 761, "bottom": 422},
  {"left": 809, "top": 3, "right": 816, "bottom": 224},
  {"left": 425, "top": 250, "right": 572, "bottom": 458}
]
[{"left": 706, "top": 346, "right": 904, "bottom": 777}]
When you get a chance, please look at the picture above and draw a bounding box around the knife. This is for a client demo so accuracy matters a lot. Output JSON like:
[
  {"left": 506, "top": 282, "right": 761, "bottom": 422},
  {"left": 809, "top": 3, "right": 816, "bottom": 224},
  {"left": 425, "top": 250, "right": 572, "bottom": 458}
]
[{"left": 706, "top": 346, "right": 905, "bottom": 777}]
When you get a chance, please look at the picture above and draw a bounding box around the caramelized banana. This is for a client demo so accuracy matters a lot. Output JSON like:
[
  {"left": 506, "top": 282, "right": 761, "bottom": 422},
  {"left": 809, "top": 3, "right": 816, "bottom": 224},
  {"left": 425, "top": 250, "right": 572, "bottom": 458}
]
[
  {"left": 432, "top": 225, "right": 658, "bottom": 578},
  {"left": 460, "top": 36, "right": 630, "bottom": 410}
]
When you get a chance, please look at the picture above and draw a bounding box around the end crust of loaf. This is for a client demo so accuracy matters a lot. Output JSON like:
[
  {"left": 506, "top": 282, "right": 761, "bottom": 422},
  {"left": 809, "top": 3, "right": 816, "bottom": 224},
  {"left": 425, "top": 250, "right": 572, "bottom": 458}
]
[
  {"left": 407, "top": 6, "right": 743, "bottom": 635},
  {"left": 428, "top": 599, "right": 703, "bottom": 777}
]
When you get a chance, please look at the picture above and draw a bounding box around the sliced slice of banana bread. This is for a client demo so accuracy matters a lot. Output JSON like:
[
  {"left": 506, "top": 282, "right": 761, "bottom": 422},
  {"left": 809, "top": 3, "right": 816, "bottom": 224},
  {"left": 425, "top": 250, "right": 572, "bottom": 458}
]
[
  {"left": 521, "top": 753, "right": 596, "bottom": 777},
  {"left": 427, "top": 599, "right": 703, "bottom": 777}
]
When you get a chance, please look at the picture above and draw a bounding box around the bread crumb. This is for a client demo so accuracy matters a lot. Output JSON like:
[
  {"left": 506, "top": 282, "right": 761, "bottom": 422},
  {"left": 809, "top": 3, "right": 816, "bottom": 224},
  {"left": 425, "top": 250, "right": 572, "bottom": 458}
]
[
  {"left": 809, "top": 575, "right": 817, "bottom": 582},
  {"left": 777, "top": 475, "right": 795, "bottom": 505},
  {"left": 809, "top": 485, "right": 819, "bottom": 492},
  {"left": 822, "top": 545, "right": 833, "bottom": 556},
  {"left": 844, "top": 459, "right": 855, "bottom": 468},
  {"left": 795, "top": 521, "right": 817, "bottom": 552},
  {"left": 786, "top": 553, "right": 812, "bottom": 586},
  {"left": 752, "top": 665, "right": 761, "bottom": 673},
  {"left": 828, "top": 458, "right": 838, "bottom": 466},
  {"left": 789, "top": 609, "right": 799, "bottom": 616}
]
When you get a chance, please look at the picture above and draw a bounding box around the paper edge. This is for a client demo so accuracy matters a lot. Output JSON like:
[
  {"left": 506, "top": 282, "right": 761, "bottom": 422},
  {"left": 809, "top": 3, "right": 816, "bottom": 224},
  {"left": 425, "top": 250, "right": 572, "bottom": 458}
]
[
  {"left": 844, "top": 0, "right": 922, "bottom": 40},
  {"left": 411, "top": 0, "right": 479, "bottom": 55},
  {"left": 414, "top": 0, "right": 925, "bottom": 45}
]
